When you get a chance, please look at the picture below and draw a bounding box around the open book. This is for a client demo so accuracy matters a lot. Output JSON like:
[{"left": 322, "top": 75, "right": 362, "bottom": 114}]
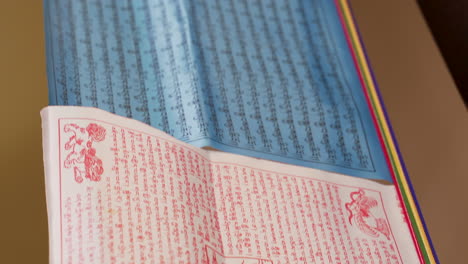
[
  {"left": 42, "top": 0, "right": 438, "bottom": 262},
  {"left": 41, "top": 106, "right": 419, "bottom": 263}
]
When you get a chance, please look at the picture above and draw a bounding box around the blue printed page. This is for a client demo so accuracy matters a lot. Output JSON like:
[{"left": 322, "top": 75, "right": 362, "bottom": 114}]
[{"left": 44, "top": 0, "right": 391, "bottom": 181}]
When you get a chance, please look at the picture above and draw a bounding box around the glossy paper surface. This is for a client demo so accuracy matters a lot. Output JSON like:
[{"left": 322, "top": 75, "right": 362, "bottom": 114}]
[{"left": 44, "top": 0, "right": 390, "bottom": 181}]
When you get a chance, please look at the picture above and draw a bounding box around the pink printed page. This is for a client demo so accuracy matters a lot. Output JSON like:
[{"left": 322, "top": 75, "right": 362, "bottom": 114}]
[{"left": 41, "top": 106, "right": 419, "bottom": 264}]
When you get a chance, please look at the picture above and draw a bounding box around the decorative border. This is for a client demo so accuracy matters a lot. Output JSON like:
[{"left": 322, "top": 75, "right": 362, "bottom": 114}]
[
  {"left": 334, "top": 1, "right": 439, "bottom": 263},
  {"left": 57, "top": 117, "right": 404, "bottom": 263},
  {"left": 204, "top": 245, "right": 273, "bottom": 264}
]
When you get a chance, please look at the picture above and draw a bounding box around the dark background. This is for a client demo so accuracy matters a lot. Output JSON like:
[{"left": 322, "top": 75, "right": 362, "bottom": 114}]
[
  {"left": 0, "top": 1, "right": 466, "bottom": 263},
  {"left": 418, "top": 0, "right": 468, "bottom": 107}
]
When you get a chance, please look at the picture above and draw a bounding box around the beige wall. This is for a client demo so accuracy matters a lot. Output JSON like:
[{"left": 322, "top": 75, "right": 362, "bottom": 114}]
[
  {"left": 0, "top": 1, "right": 49, "bottom": 264},
  {"left": 351, "top": 0, "right": 468, "bottom": 263},
  {"left": 0, "top": 1, "right": 465, "bottom": 263}
]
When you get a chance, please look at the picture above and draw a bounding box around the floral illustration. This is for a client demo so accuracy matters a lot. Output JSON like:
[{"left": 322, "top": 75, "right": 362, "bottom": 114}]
[{"left": 63, "top": 123, "right": 106, "bottom": 183}]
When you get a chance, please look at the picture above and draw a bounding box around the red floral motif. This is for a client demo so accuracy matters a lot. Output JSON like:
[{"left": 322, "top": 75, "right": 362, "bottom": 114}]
[
  {"left": 86, "top": 123, "right": 106, "bottom": 142},
  {"left": 63, "top": 123, "right": 106, "bottom": 183},
  {"left": 345, "top": 189, "right": 391, "bottom": 240}
]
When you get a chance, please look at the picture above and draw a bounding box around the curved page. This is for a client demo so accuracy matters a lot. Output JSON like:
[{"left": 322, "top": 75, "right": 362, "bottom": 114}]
[
  {"left": 44, "top": 0, "right": 390, "bottom": 180},
  {"left": 41, "top": 106, "right": 418, "bottom": 263}
]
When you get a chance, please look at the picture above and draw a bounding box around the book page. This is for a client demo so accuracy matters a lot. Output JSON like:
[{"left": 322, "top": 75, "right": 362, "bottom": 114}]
[
  {"left": 44, "top": 0, "right": 391, "bottom": 181},
  {"left": 41, "top": 106, "right": 418, "bottom": 263},
  {"left": 208, "top": 152, "right": 419, "bottom": 263}
]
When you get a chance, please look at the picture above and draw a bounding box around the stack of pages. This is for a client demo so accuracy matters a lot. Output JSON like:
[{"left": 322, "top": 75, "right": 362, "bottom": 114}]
[{"left": 41, "top": 0, "right": 438, "bottom": 263}]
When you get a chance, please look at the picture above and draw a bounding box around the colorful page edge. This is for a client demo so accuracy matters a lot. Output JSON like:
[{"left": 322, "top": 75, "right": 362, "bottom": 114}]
[{"left": 334, "top": 1, "right": 439, "bottom": 263}]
